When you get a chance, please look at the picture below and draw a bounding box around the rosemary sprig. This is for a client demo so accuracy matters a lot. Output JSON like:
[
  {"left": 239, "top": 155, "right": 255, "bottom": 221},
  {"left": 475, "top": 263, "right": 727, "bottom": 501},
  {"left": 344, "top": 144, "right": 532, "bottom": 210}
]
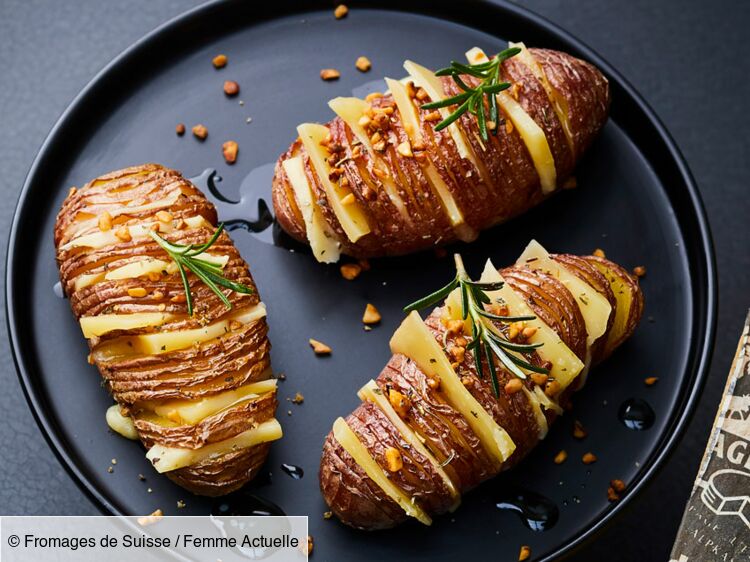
[
  {"left": 404, "top": 254, "right": 549, "bottom": 396},
  {"left": 150, "top": 224, "right": 253, "bottom": 316},
  {"left": 420, "top": 46, "right": 521, "bottom": 141}
]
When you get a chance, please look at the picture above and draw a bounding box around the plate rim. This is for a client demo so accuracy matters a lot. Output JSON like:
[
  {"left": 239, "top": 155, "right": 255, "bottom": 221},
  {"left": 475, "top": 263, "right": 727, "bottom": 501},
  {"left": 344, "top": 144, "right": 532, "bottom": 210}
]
[{"left": 5, "top": 0, "right": 717, "bottom": 559}]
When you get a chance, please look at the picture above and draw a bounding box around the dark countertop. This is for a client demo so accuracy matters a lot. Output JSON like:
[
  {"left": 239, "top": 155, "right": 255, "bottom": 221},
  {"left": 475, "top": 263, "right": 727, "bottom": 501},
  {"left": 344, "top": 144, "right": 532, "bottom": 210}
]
[{"left": 0, "top": 0, "right": 748, "bottom": 559}]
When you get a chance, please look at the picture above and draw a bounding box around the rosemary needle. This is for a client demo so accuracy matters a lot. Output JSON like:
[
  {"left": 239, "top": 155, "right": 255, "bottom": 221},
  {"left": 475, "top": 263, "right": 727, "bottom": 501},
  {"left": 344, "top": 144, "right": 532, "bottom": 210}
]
[
  {"left": 150, "top": 224, "right": 253, "bottom": 316},
  {"left": 404, "top": 254, "right": 549, "bottom": 396}
]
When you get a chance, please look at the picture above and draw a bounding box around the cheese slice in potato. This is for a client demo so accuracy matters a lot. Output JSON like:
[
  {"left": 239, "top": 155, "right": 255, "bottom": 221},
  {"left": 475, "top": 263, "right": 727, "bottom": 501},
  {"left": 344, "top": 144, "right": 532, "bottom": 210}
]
[
  {"left": 390, "top": 311, "right": 515, "bottom": 465},
  {"left": 80, "top": 312, "right": 177, "bottom": 338},
  {"left": 297, "top": 123, "right": 371, "bottom": 243},
  {"left": 465, "top": 47, "right": 557, "bottom": 194},
  {"left": 332, "top": 417, "right": 432, "bottom": 525},
  {"left": 146, "top": 418, "right": 283, "bottom": 473},
  {"left": 106, "top": 404, "right": 139, "bottom": 440},
  {"left": 282, "top": 156, "right": 341, "bottom": 263}
]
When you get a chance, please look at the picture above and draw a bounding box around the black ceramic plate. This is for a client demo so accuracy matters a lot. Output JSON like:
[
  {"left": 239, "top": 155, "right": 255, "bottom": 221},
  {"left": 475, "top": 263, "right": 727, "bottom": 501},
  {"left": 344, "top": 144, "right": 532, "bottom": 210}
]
[{"left": 6, "top": 1, "right": 716, "bottom": 560}]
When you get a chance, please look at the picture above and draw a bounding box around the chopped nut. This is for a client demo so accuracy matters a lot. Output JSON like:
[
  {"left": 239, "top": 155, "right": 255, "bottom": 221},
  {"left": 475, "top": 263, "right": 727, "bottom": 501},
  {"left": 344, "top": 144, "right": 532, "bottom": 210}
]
[
  {"left": 424, "top": 110, "right": 441, "bottom": 122},
  {"left": 582, "top": 452, "right": 598, "bottom": 464},
  {"left": 365, "top": 92, "right": 383, "bottom": 103},
  {"left": 333, "top": 4, "right": 348, "bottom": 18},
  {"left": 323, "top": 511, "right": 333, "bottom": 519},
  {"left": 486, "top": 120, "right": 496, "bottom": 131},
  {"left": 176, "top": 499, "right": 186, "bottom": 509},
  {"left": 107, "top": 466, "right": 114, "bottom": 473},
  {"left": 644, "top": 376, "right": 659, "bottom": 386},
  {"left": 384, "top": 446, "right": 403, "bottom": 472},
  {"left": 633, "top": 265, "right": 647, "bottom": 277},
  {"left": 111, "top": 458, "right": 117, "bottom": 465},
  {"left": 115, "top": 226, "right": 131, "bottom": 242},
  {"left": 508, "top": 326, "right": 520, "bottom": 340},
  {"left": 339, "top": 263, "right": 363, "bottom": 281},
  {"left": 460, "top": 374, "right": 472, "bottom": 386},
  {"left": 521, "top": 326, "right": 537, "bottom": 339},
  {"left": 504, "top": 378, "right": 523, "bottom": 394},
  {"left": 156, "top": 210, "right": 173, "bottom": 223},
  {"left": 610, "top": 478, "right": 626, "bottom": 492},
  {"left": 212, "top": 54, "right": 228, "bottom": 68},
  {"left": 137, "top": 509, "right": 164, "bottom": 526},
  {"left": 448, "top": 345, "right": 465, "bottom": 363},
  {"left": 171, "top": 293, "right": 187, "bottom": 303},
  {"left": 320, "top": 68, "right": 341, "bottom": 81},
  {"left": 415, "top": 88, "right": 429, "bottom": 101},
  {"left": 396, "top": 141, "right": 413, "bottom": 157},
  {"left": 388, "top": 388, "right": 410, "bottom": 417},
  {"left": 544, "top": 380, "right": 560, "bottom": 397},
  {"left": 355, "top": 56, "right": 372, "bottom": 72},
  {"left": 128, "top": 287, "right": 148, "bottom": 298},
  {"left": 446, "top": 319, "right": 465, "bottom": 335},
  {"left": 222, "top": 140, "right": 239, "bottom": 164},
  {"left": 98, "top": 212, "right": 113, "bottom": 232},
  {"left": 309, "top": 338, "right": 332, "bottom": 355},
  {"left": 362, "top": 303, "right": 381, "bottom": 325},
  {"left": 357, "top": 115, "right": 371, "bottom": 128},
  {"left": 306, "top": 534, "right": 314, "bottom": 556},
  {"left": 291, "top": 392, "right": 304, "bottom": 405},
  {"left": 192, "top": 124, "right": 208, "bottom": 140},
  {"left": 519, "top": 546, "right": 531, "bottom": 561},
  {"left": 573, "top": 420, "right": 587, "bottom": 439},
  {"left": 593, "top": 248, "right": 606, "bottom": 258},
  {"left": 554, "top": 450, "right": 568, "bottom": 464},
  {"left": 175, "top": 123, "right": 185, "bottom": 136},
  {"left": 223, "top": 80, "right": 240, "bottom": 96},
  {"left": 607, "top": 486, "right": 620, "bottom": 502}
]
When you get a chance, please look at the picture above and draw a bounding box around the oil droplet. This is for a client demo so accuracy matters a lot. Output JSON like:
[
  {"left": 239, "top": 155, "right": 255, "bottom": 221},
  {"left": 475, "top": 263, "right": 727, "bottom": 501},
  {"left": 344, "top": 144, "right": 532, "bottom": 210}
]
[
  {"left": 280, "top": 463, "right": 304, "bottom": 480},
  {"left": 496, "top": 488, "right": 559, "bottom": 532},
  {"left": 211, "top": 491, "right": 285, "bottom": 517},
  {"left": 618, "top": 398, "right": 655, "bottom": 430}
]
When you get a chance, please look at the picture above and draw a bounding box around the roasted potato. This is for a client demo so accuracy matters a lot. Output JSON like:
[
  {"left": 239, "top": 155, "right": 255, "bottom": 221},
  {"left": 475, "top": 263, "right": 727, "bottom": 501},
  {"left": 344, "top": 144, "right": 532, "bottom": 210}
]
[
  {"left": 54, "top": 164, "right": 281, "bottom": 496},
  {"left": 272, "top": 45, "right": 609, "bottom": 262},
  {"left": 320, "top": 242, "right": 642, "bottom": 529}
]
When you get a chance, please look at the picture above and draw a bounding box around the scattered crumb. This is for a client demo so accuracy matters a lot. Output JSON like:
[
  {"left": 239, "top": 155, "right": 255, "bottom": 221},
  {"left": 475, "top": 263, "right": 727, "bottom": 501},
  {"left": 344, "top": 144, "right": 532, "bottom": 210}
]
[
  {"left": 562, "top": 176, "right": 577, "bottom": 189},
  {"left": 320, "top": 68, "right": 341, "bottom": 81},
  {"left": 644, "top": 376, "right": 659, "bottom": 386},
  {"left": 309, "top": 338, "right": 332, "bottom": 355},
  {"left": 582, "top": 452, "right": 598, "bottom": 465},
  {"left": 611, "top": 478, "right": 626, "bottom": 492},
  {"left": 192, "top": 124, "right": 208, "bottom": 140},
  {"left": 107, "top": 466, "right": 114, "bottom": 473},
  {"left": 593, "top": 248, "right": 606, "bottom": 258},
  {"left": 238, "top": 99, "right": 244, "bottom": 106},
  {"left": 277, "top": 373, "right": 287, "bottom": 381},
  {"left": 147, "top": 488, "right": 153, "bottom": 493},
  {"left": 137, "top": 509, "right": 163, "bottom": 526},
  {"left": 292, "top": 392, "right": 304, "bottom": 405},
  {"left": 175, "top": 123, "right": 185, "bottom": 136},
  {"left": 212, "top": 54, "right": 228, "bottom": 68},
  {"left": 323, "top": 511, "right": 333, "bottom": 520},
  {"left": 607, "top": 486, "right": 620, "bottom": 502},
  {"left": 222, "top": 140, "right": 239, "bottom": 164},
  {"left": 246, "top": 117, "right": 253, "bottom": 124},
  {"left": 223, "top": 80, "right": 240, "bottom": 96},
  {"left": 177, "top": 499, "right": 186, "bottom": 509},
  {"left": 554, "top": 450, "right": 568, "bottom": 464},
  {"left": 334, "top": 4, "right": 348, "bottom": 18},
  {"left": 519, "top": 545, "right": 531, "bottom": 561},
  {"left": 287, "top": 410, "right": 292, "bottom": 416},
  {"left": 633, "top": 265, "right": 647, "bottom": 277},
  {"left": 573, "top": 420, "right": 587, "bottom": 439},
  {"left": 355, "top": 56, "right": 372, "bottom": 72},
  {"left": 111, "top": 458, "right": 117, "bottom": 465},
  {"left": 340, "top": 263, "right": 362, "bottom": 280},
  {"left": 306, "top": 534, "right": 314, "bottom": 556},
  {"left": 362, "top": 303, "right": 382, "bottom": 325},
  {"left": 363, "top": 325, "right": 372, "bottom": 332},
  {"left": 138, "top": 474, "right": 146, "bottom": 481}
]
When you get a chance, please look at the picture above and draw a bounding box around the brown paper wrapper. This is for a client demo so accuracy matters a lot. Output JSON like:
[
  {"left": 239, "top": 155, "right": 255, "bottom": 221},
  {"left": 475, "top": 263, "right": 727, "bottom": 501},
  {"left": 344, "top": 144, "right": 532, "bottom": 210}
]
[{"left": 670, "top": 311, "right": 750, "bottom": 561}]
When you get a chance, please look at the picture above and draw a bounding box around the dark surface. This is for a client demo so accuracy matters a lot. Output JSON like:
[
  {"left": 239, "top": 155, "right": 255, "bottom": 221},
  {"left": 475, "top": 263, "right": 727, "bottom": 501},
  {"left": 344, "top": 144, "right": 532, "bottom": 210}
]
[{"left": 0, "top": 1, "right": 746, "bottom": 561}]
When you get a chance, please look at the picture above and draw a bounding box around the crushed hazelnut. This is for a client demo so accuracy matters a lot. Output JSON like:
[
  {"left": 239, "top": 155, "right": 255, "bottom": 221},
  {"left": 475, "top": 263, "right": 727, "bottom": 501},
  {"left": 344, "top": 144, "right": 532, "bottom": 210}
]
[
  {"left": 519, "top": 546, "right": 531, "bottom": 561},
  {"left": 223, "top": 80, "right": 240, "bottom": 96},
  {"left": 607, "top": 486, "right": 620, "bottom": 502},
  {"left": 633, "top": 265, "right": 647, "bottom": 277},
  {"left": 333, "top": 4, "right": 348, "bottom": 18},
  {"left": 320, "top": 68, "right": 341, "bottom": 81},
  {"left": 156, "top": 210, "right": 173, "bottom": 223},
  {"left": 448, "top": 344, "right": 465, "bottom": 363},
  {"left": 396, "top": 141, "right": 413, "bottom": 157},
  {"left": 98, "top": 212, "right": 113, "bottom": 232},
  {"left": 504, "top": 378, "right": 523, "bottom": 394},
  {"left": 355, "top": 56, "right": 372, "bottom": 72},
  {"left": 554, "top": 450, "right": 568, "bottom": 464},
  {"left": 309, "top": 338, "right": 332, "bottom": 355},
  {"left": 340, "top": 263, "right": 362, "bottom": 280},
  {"left": 175, "top": 123, "right": 185, "bottom": 136},
  {"left": 358, "top": 115, "right": 372, "bottom": 128},
  {"left": 544, "top": 380, "right": 560, "bottom": 397},
  {"left": 212, "top": 54, "right": 228, "bottom": 68},
  {"left": 582, "top": 452, "right": 598, "bottom": 464},
  {"left": 508, "top": 326, "right": 520, "bottom": 340},
  {"left": 384, "top": 447, "right": 403, "bottom": 472},
  {"left": 388, "top": 388, "right": 410, "bottom": 417},
  {"left": 415, "top": 88, "right": 429, "bottom": 101},
  {"left": 573, "top": 420, "right": 587, "bottom": 439},
  {"left": 192, "top": 124, "right": 208, "bottom": 140},
  {"left": 363, "top": 303, "right": 382, "bottom": 325},
  {"left": 222, "top": 140, "right": 239, "bottom": 164},
  {"left": 593, "top": 248, "right": 606, "bottom": 258},
  {"left": 611, "top": 478, "right": 626, "bottom": 492},
  {"left": 522, "top": 326, "right": 537, "bottom": 339},
  {"left": 115, "top": 226, "right": 132, "bottom": 242},
  {"left": 424, "top": 110, "right": 441, "bottom": 122},
  {"left": 291, "top": 392, "right": 304, "bottom": 405},
  {"left": 644, "top": 376, "right": 659, "bottom": 386},
  {"left": 128, "top": 287, "right": 148, "bottom": 298}
]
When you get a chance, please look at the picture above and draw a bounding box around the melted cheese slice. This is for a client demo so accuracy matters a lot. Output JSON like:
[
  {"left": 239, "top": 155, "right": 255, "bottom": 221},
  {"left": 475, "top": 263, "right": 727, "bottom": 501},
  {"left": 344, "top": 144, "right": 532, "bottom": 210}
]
[
  {"left": 509, "top": 42, "right": 575, "bottom": 155},
  {"left": 516, "top": 240, "right": 612, "bottom": 359},
  {"left": 465, "top": 47, "right": 557, "bottom": 194},
  {"left": 106, "top": 404, "right": 139, "bottom": 440},
  {"left": 390, "top": 311, "right": 515, "bottom": 465},
  {"left": 479, "top": 260, "right": 583, "bottom": 390},
  {"left": 297, "top": 123, "right": 371, "bottom": 242},
  {"left": 80, "top": 312, "right": 177, "bottom": 338},
  {"left": 282, "top": 156, "right": 341, "bottom": 263},
  {"left": 521, "top": 387, "right": 549, "bottom": 439},
  {"left": 146, "top": 418, "right": 283, "bottom": 473},
  {"left": 358, "top": 379, "right": 460, "bottom": 506},
  {"left": 332, "top": 417, "right": 432, "bottom": 525}
]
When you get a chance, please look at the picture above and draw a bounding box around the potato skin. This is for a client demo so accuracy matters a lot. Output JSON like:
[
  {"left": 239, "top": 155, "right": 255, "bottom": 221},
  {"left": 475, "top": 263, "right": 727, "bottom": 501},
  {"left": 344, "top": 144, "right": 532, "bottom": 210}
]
[
  {"left": 274, "top": 48, "right": 610, "bottom": 259},
  {"left": 55, "top": 164, "right": 278, "bottom": 497},
  {"left": 319, "top": 253, "right": 642, "bottom": 529}
]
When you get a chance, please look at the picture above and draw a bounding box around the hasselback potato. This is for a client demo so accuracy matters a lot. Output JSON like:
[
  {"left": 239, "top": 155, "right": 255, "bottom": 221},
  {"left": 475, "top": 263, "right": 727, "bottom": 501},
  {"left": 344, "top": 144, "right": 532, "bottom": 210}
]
[
  {"left": 272, "top": 44, "right": 609, "bottom": 262},
  {"left": 54, "top": 164, "right": 281, "bottom": 496},
  {"left": 320, "top": 241, "right": 643, "bottom": 529}
]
